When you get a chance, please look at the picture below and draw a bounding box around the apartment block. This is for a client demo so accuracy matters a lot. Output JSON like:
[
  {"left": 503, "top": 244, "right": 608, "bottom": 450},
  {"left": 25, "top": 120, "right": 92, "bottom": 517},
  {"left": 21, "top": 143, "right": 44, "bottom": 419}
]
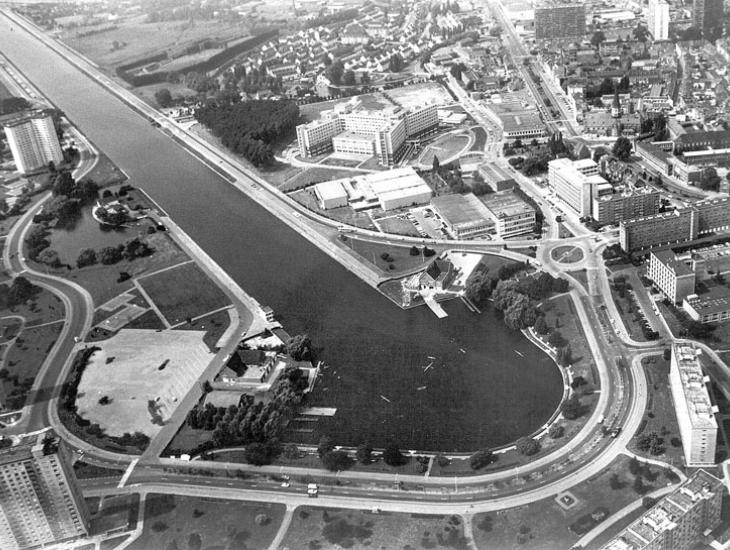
[
  {"left": 619, "top": 208, "right": 698, "bottom": 252},
  {"left": 647, "top": 250, "right": 698, "bottom": 303},
  {"left": 670, "top": 343, "right": 717, "bottom": 467},
  {"left": 548, "top": 158, "right": 604, "bottom": 217},
  {"left": 0, "top": 432, "right": 89, "bottom": 550},
  {"left": 2, "top": 109, "right": 64, "bottom": 175},
  {"left": 601, "top": 469, "right": 723, "bottom": 550},
  {"left": 592, "top": 186, "right": 661, "bottom": 226},
  {"left": 648, "top": 0, "right": 670, "bottom": 40}
]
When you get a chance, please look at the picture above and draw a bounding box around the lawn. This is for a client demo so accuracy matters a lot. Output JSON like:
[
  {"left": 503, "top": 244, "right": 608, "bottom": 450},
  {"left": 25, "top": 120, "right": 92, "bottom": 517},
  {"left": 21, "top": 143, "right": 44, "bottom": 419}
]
[
  {"left": 472, "top": 455, "right": 670, "bottom": 550},
  {"left": 123, "top": 309, "right": 165, "bottom": 331},
  {"left": 629, "top": 354, "right": 685, "bottom": 465},
  {"left": 471, "top": 126, "right": 488, "bottom": 152},
  {"left": 283, "top": 167, "right": 366, "bottom": 192},
  {"left": 2, "top": 323, "right": 63, "bottom": 411},
  {"left": 174, "top": 308, "right": 232, "bottom": 352},
  {"left": 62, "top": 229, "right": 191, "bottom": 306},
  {"left": 137, "top": 262, "right": 231, "bottom": 326},
  {"left": 90, "top": 493, "right": 140, "bottom": 535},
  {"left": 551, "top": 245, "right": 584, "bottom": 264},
  {"left": 163, "top": 423, "right": 213, "bottom": 456},
  {"left": 568, "top": 269, "right": 589, "bottom": 294},
  {"left": 419, "top": 133, "right": 470, "bottom": 166},
  {"left": 99, "top": 536, "right": 129, "bottom": 550},
  {"left": 280, "top": 508, "right": 470, "bottom": 550},
  {"left": 80, "top": 152, "right": 127, "bottom": 188},
  {"left": 609, "top": 277, "right": 651, "bottom": 342},
  {"left": 73, "top": 460, "right": 125, "bottom": 480},
  {"left": 338, "top": 236, "right": 449, "bottom": 276},
  {"left": 126, "top": 494, "right": 285, "bottom": 550},
  {"left": 8, "top": 286, "right": 65, "bottom": 327},
  {"left": 376, "top": 215, "right": 421, "bottom": 237},
  {"left": 0, "top": 78, "right": 11, "bottom": 100}
]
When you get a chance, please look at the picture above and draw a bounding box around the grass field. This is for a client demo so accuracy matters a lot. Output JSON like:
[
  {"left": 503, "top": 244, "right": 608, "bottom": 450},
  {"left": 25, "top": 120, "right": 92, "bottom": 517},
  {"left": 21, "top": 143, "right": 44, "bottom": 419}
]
[
  {"left": 62, "top": 227, "right": 191, "bottom": 306},
  {"left": 80, "top": 152, "right": 127, "bottom": 188},
  {"left": 472, "top": 455, "right": 669, "bottom": 550},
  {"left": 630, "top": 355, "right": 685, "bottom": 464},
  {"left": 471, "top": 126, "right": 488, "bottom": 152},
  {"left": 551, "top": 245, "right": 584, "bottom": 264},
  {"left": 173, "top": 308, "right": 232, "bottom": 351},
  {"left": 418, "top": 133, "right": 469, "bottom": 166},
  {"left": 376, "top": 215, "right": 421, "bottom": 236},
  {"left": 386, "top": 82, "right": 453, "bottom": 109},
  {"left": 73, "top": 460, "right": 125, "bottom": 480},
  {"left": 339, "top": 236, "right": 448, "bottom": 276},
  {"left": 280, "top": 508, "right": 469, "bottom": 550},
  {"left": 283, "top": 167, "right": 365, "bottom": 191},
  {"left": 126, "top": 494, "right": 285, "bottom": 550},
  {"left": 61, "top": 16, "right": 248, "bottom": 69},
  {"left": 90, "top": 493, "right": 140, "bottom": 535},
  {"left": 137, "top": 262, "right": 230, "bottom": 326},
  {"left": 290, "top": 189, "right": 376, "bottom": 230}
]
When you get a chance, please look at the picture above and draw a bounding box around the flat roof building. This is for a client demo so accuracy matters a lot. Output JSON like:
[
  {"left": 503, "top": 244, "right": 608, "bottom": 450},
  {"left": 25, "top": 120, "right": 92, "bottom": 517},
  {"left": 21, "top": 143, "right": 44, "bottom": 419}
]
[
  {"left": 365, "top": 167, "right": 433, "bottom": 211},
  {"left": 1, "top": 109, "right": 64, "bottom": 175},
  {"left": 684, "top": 285, "right": 730, "bottom": 324},
  {"left": 314, "top": 180, "right": 348, "bottom": 210},
  {"left": 647, "top": 249, "right": 698, "bottom": 304},
  {"left": 600, "top": 469, "right": 723, "bottom": 550},
  {"left": 592, "top": 186, "right": 661, "bottom": 226},
  {"left": 431, "top": 193, "right": 495, "bottom": 239},
  {"left": 548, "top": 158, "right": 604, "bottom": 217},
  {"left": 670, "top": 343, "right": 718, "bottom": 467},
  {"left": 482, "top": 191, "right": 536, "bottom": 238},
  {"left": 619, "top": 209, "right": 699, "bottom": 252},
  {"left": 648, "top": 0, "right": 670, "bottom": 40},
  {"left": 0, "top": 432, "right": 90, "bottom": 550}
]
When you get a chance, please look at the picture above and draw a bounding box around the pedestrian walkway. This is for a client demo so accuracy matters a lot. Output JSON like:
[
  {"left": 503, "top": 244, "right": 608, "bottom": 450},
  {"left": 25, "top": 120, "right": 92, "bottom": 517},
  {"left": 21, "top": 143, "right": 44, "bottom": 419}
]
[{"left": 424, "top": 295, "right": 448, "bottom": 318}]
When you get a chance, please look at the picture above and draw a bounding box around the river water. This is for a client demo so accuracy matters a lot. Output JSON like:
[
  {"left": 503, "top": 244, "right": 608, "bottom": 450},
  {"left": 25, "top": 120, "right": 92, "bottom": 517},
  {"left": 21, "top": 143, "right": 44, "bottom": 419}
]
[{"left": 0, "top": 22, "right": 562, "bottom": 451}]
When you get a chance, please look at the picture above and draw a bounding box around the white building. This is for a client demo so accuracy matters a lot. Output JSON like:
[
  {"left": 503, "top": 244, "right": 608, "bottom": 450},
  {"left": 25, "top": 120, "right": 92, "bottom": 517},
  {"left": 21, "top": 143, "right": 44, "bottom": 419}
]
[
  {"left": 2, "top": 110, "right": 64, "bottom": 175},
  {"left": 670, "top": 343, "right": 718, "bottom": 467},
  {"left": 548, "top": 158, "right": 605, "bottom": 217},
  {"left": 314, "top": 180, "right": 348, "bottom": 209},
  {"left": 648, "top": 0, "right": 669, "bottom": 40},
  {"left": 367, "top": 168, "right": 432, "bottom": 210}
]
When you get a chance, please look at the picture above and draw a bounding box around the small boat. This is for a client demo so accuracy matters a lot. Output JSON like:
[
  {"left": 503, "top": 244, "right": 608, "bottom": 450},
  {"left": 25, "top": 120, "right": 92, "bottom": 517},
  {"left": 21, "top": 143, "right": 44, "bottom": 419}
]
[
  {"left": 421, "top": 361, "right": 434, "bottom": 371},
  {"left": 459, "top": 348, "right": 466, "bottom": 354},
  {"left": 417, "top": 386, "right": 427, "bottom": 391},
  {"left": 427, "top": 356, "right": 436, "bottom": 360},
  {"left": 514, "top": 350, "right": 524, "bottom": 357},
  {"left": 380, "top": 395, "right": 391, "bottom": 403}
]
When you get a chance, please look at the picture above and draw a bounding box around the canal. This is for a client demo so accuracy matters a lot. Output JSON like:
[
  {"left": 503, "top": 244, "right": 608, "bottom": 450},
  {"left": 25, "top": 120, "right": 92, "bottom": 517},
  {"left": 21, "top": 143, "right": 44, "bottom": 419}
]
[{"left": 0, "top": 21, "right": 563, "bottom": 451}]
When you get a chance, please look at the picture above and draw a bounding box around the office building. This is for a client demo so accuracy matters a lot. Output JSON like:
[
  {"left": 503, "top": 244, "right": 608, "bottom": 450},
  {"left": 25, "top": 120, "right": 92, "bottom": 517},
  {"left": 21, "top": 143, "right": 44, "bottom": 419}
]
[
  {"left": 647, "top": 250, "right": 699, "bottom": 303},
  {"left": 648, "top": 0, "right": 670, "bottom": 40},
  {"left": 431, "top": 193, "right": 495, "bottom": 239},
  {"left": 548, "top": 158, "right": 604, "bottom": 217},
  {"left": 670, "top": 343, "right": 717, "bottom": 467},
  {"left": 295, "top": 98, "right": 438, "bottom": 166},
  {"left": 0, "top": 432, "right": 89, "bottom": 550},
  {"left": 684, "top": 285, "right": 730, "bottom": 323},
  {"left": 600, "top": 469, "right": 723, "bottom": 550},
  {"left": 534, "top": 4, "right": 586, "bottom": 40},
  {"left": 368, "top": 168, "right": 433, "bottom": 210},
  {"left": 482, "top": 191, "right": 536, "bottom": 238},
  {"left": 674, "top": 130, "right": 730, "bottom": 154},
  {"left": 592, "top": 186, "right": 661, "bottom": 225},
  {"left": 490, "top": 101, "right": 547, "bottom": 143},
  {"left": 2, "top": 109, "right": 64, "bottom": 175},
  {"left": 693, "top": 0, "right": 724, "bottom": 38}
]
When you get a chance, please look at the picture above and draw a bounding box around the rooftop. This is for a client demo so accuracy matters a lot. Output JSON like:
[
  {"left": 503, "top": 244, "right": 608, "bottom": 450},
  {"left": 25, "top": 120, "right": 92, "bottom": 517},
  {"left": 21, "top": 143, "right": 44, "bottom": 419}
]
[
  {"left": 672, "top": 343, "right": 717, "bottom": 430},
  {"left": 482, "top": 190, "right": 535, "bottom": 218},
  {"left": 685, "top": 284, "right": 730, "bottom": 316},
  {"left": 314, "top": 180, "right": 349, "bottom": 201},
  {"left": 652, "top": 249, "right": 694, "bottom": 277},
  {"left": 431, "top": 193, "right": 495, "bottom": 231}
]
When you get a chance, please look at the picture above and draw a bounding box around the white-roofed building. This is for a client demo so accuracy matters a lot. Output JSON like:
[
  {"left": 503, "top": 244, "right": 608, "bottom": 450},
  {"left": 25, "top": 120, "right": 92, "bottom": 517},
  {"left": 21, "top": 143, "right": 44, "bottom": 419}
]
[{"left": 314, "top": 180, "right": 349, "bottom": 209}]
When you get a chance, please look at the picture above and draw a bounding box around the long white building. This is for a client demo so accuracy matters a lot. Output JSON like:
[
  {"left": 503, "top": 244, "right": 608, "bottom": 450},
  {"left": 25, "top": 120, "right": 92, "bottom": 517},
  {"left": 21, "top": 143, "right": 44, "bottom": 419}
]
[
  {"left": 2, "top": 109, "right": 64, "bottom": 175},
  {"left": 670, "top": 343, "right": 717, "bottom": 467}
]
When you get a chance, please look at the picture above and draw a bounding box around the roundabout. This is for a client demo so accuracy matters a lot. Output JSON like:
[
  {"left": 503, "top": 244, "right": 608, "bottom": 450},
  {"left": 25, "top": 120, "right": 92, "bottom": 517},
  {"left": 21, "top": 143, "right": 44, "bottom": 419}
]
[{"left": 550, "top": 244, "right": 585, "bottom": 265}]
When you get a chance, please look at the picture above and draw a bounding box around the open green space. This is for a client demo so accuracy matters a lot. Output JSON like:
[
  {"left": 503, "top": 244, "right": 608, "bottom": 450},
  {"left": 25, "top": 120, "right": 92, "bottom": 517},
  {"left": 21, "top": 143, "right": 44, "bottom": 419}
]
[
  {"left": 470, "top": 126, "right": 488, "bottom": 152},
  {"left": 376, "top": 215, "right": 421, "bottom": 237},
  {"left": 280, "top": 508, "right": 470, "bottom": 550},
  {"left": 173, "top": 307, "right": 231, "bottom": 352},
  {"left": 0, "top": 78, "right": 12, "bottom": 100},
  {"left": 630, "top": 354, "right": 685, "bottom": 464},
  {"left": 472, "top": 455, "right": 671, "bottom": 550},
  {"left": 282, "top": 166, "right": 366, "bottom": 192},
  {"left": 81, "top": 152, "right": 127, "bottom": 187},
  {"left": 551, "top": 245, "right": 584, "bottom": 264},
  {"left": 137, "top": 262, "right": 230, "bottom": 326},
  {"left": 340, "top": 236, "right": 447, "bottom": 276},
  {"left": 90, "top": 493, "right": 139, "bottom": 535},
  {"left": 73, "top": 460, "right": 125, "bottom": 480},
  {"left": 126, "top": 493, "right": 285, "bottom": 550},
  {"left": 99, "top": 535, "right": 129, "bottom": 550},
  {"left": 419, "top": 133, "right": 469, "bottom": 166},
  {"left": 567, "top": 269, "right": 589, "bottom": 293}
]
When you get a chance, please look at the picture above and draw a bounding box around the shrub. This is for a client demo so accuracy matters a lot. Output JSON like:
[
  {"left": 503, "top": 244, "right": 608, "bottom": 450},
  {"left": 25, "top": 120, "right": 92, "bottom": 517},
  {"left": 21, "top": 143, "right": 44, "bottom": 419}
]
[
  {"left": 548, "top": 423, "right": 564, "bottom": 438},
  {"left": 255, "top": 513, "right": 271, "bottom": 526},
  {"left": 470, "top": 449, "right": 494, "bottom": 470},
  {"left": 76, "top": 248, "right": 97, "bottom": 268},
  {"left": 516, "top": 437, "right": 540, "bottom": 456}
]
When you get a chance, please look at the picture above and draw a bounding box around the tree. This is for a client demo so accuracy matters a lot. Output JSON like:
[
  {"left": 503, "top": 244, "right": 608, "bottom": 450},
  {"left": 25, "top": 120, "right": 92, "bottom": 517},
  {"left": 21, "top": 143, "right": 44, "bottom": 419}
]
[
  {"left": 590, "top": 30, "right": 606, "bottom": 48},
  {"left": 389, "top": 53, "right": 404, "bottom": 72},
  {"left": 244, "top": 442, "right": 271, "bottom": 465},
  {"left": 612, "top": 137, "right": 632, "bottom": 161},
  {"left": 699, "top": 167, "right": 721, "bottom": 191},
  {"left": 99, "top": 246, "right": 123, "bottom": 265},
  {"left": 516, "top": 437, "right": 540, "bottom": 456},
  {"left": 343, "top": 70, "right": 356, "bottom": 86},
  {"left": 534, "top": 316, "right": 548, "bottom": 335},
  {"left": 8, "top": 277, "right": 39, "bottom": 307},
  {"left": 76, "top": 248, "right": 97, "bottom": 268},
  {"left": 286, "top": 334, "right": 312, "bottom": 361},
  {"left": 561, "top": 394, "right": 583, "bottom": 420},
  {"left": 633, "top": 475, "right": 648, "bottom": 495},
  {"left": 432, "top": 155, "right": 440, "bottom": 174},
  {"left": 663, "top": 348, "right": 671, "bottom": 361},
  {"left": 548, "top": 423, "right": 564, "bottom": 438},
  {"left": 547, "top": 330, "right": 566, "bottom": 348},
  {"left": 383, "top": 442, "right": 406, "bottom": 466},
  {"left": 556, "top": 344, "right": 572, "bottom": 366},
  {"left": 37, "top": 249, "right": 61, "bottom": 267},
  {"left": 326, "top": 59, "right": 344, "bottom": 85},
  {"left": 628, "top": 456, "right": 641, "bottom": 475},
  {"left": 317, "top": 435, "right": 334, "bottom": 458},
  {"left": 470, "top": 449, "right": 494, "bottom": 469},
  {"left": 356, "top": 443, "right": 373, "bottom": 464},
  {"left": 154, "top": 88, "right": 173, "bottom": 108},
  {"left": 409, "top": 246, "right": 420, "bottom": 256},
  {"left": 464, "top": 270, "right": 493, "bottom": 305},
  {"left": 282, "top": 443, "right": 300, "bottom": 459},
  {"left": 322, "top": 450, "right": 352, "bottom": 471}
]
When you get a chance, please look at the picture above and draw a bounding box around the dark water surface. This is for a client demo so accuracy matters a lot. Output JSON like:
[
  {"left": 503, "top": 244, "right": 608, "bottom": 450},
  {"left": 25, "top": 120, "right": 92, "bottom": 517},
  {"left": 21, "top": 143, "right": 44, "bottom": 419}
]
[{"left": 0, "top": 23, "right": 562, "bottom": 451}]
